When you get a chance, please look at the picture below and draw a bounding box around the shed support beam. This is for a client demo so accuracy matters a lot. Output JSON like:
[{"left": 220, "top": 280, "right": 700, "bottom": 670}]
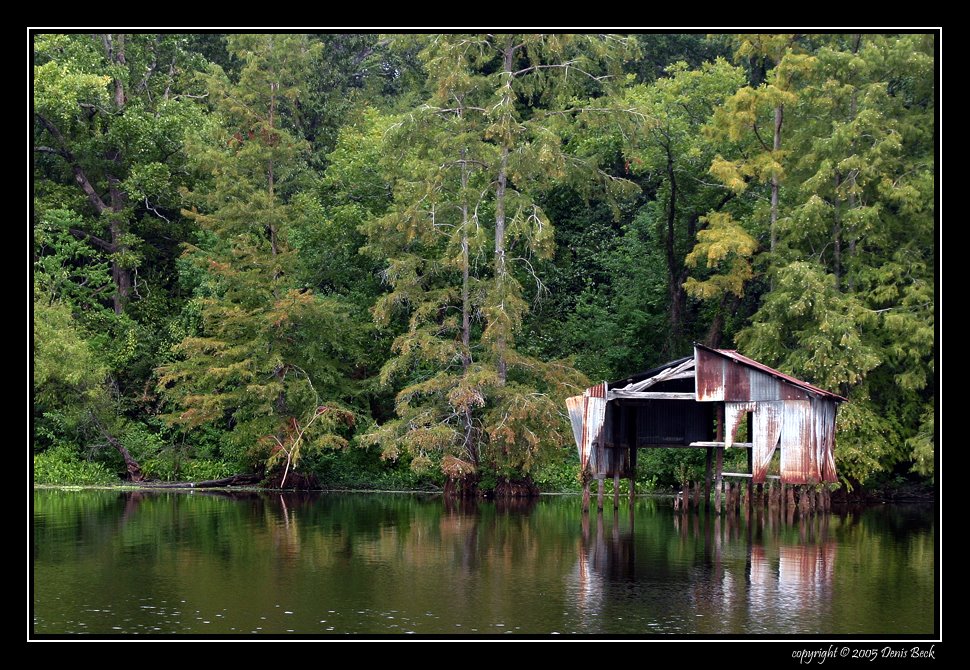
[
  {"left": 704, "top": 447, "right": 713, "bottom": 510},
  {"left": 715, "top": 404, "right": 724, "bottom": 515}
]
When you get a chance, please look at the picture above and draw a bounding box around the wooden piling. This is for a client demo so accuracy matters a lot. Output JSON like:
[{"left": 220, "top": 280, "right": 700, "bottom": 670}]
[
  {"left": 597, "top": 477, "right": 604, "bottom": 510},
  {"left": 629, "top": 445, "right": 637, "bottom": 506},
  {"left": 693, "top": 480, "right": 701, "bottom": 509},
  {"left": 714, "top": 405, "right": 724, "bottom": 515},
  {"left": 746, "top": 446, "right": 754, "bottom": 511},
  {"left": 582, "top": 479, "right": 591, "bottom": 513},
  {"left": 704, "top": 447, "right": 713, "bottom": 510},
  {"left": 613, "top": 470, "right": 620, "bottom": 510}
]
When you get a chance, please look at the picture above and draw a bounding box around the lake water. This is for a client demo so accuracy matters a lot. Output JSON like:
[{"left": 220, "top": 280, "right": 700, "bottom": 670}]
[{"left": 32, "top": 490, "right": 935, "bottom": 636}]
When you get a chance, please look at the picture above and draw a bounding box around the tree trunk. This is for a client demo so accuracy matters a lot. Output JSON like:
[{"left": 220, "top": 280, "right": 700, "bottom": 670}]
[
  {"left": 493, "top": 45, "right": 515, "bottom": 385},
  {"left": 108, "top": 176, "right": 131, "bottom": 315},
  {"left": 92, "top": 413, "right": 143, "bottom": 482},
  {"left": 664, "top": 144, "right": 683, "bottom": 354},
  {"left": 460, "top": 146, "right": 476, "bottom": 466},
  {"left": 770, "top": 104, "right": 783, "bottom": 254},
  {"left": 833, "top": 172, "right": 842, "bottom": 288}
]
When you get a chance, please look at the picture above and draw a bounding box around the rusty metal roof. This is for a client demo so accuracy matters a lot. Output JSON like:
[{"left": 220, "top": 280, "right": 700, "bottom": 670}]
[{"left": 695, "top": 343, "right": 847, "bottom": 402}]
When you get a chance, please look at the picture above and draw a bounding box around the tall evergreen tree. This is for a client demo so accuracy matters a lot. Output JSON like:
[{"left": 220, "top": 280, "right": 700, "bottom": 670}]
[{"left": 157, "top": 35, "right": 364, "bottom": 481}]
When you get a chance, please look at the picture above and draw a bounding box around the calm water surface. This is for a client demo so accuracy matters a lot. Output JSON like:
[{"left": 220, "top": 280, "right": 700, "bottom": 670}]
[{"left": 32, "top": 490, "right": 935, "bottom": 635}]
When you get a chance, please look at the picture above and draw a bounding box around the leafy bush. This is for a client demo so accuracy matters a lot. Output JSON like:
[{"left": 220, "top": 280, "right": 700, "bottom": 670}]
[
  {"left": 33, "top": 445, "right": 117, "bottom": 486},
  {"left": 179, "top": 459, "right": 236, "bottom": 482},
  {"left": 532, "top": 459, "right": 581, "bottom": 493}
]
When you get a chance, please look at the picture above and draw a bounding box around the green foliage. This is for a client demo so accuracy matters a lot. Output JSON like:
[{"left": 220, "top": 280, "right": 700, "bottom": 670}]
[
  {"left": 158, "top": 35, "right": 367, "bottom": 481},
  {"left": 34, "top": 445, "right": 117, "bottom": 486},
  {"left": 33, "top": 33, "right": 935, "bottom": 494}
]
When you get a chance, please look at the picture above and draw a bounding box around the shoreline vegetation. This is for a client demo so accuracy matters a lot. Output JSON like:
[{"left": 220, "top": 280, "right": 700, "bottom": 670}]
[{"left": 33, "top": 34, "right": 935, "bottom": 501}]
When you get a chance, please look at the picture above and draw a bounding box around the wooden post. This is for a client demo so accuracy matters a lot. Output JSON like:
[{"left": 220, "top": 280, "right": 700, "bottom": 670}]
[
  {"left": 613, "top": 470, "right": 620, "bottom": 510},
  {"left": 628, "top": 445, "right": 636, "bottom": 506},
  {"left": 582, "top": 479, "right": 591, "bottom": 513},
  {"left": 746, "top": 418, "right": 754, "bottom": 511},
  {"left": 714, "top": 404, "right": 724, "bottom": 515},
  {"left": 704, "top": 447, "right": 713, "bottom": 510},
  {"left": 597, "top": 477, "right": 604, "bottom": 510},
  {"left": 626, "top": 412, "right": 637, "bottom": 506}
]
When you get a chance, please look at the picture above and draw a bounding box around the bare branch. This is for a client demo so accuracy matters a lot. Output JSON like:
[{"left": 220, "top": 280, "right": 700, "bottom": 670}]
[
  {"left": 143, "top": 197, "right": 171, "bottom": 224},
  {"left": 751, "top": 121, "right": 771, "bottom": 152}
]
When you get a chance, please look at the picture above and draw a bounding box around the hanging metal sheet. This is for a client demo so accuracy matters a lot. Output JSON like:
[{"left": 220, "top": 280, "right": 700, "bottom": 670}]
[
  {"left": 780, "top": 400, "right": 815, "bottom": 483},
  {"left": 571, "top": 382, "right": 608, "bottom": 473},
  {"left": 724, "top": 402, "right": 756, "bottom": 448},
  {"left": 812, "top": 396, "right": 839, "bottom": 483},
  {"left": 753, "top": 401, "right": 784, "bottom": 482},
  {"left": 566, "top": 395, "right": 585, "bottom": 457}
]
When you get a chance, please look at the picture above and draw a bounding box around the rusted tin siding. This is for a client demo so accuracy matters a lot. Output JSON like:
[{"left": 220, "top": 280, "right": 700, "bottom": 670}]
[
  {"left": 694, "top": 345, "right": 843, "bottom": 485},
  {"left": 696, "top": 347, "right": 725, "bottom": 401},
  {"left": 695, "top": 344, "right": 846, "bottom": 401},
  {"left": 567, "top": 383, "right": 608, "bottom": 473},
  {"left": 779, "top": 400, "right": 815, "bottom": 483},
  {"left": 752, "top": 401, "right": 783, "bottom": 482},
  {"left": 812, "top": 397, "right": 839, "bottom": 483},
  {"left": 696, "top": 348, "right": 811, "bottom": 403},
  {"left": 724, "top": 401, "right": 755, "bottom": 447}
]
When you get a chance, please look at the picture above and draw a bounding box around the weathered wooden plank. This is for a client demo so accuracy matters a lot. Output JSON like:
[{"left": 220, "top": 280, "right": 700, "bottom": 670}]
[
  {"left": 689, "top": 441, "right": 753, "bottom": 448},
  {"left": 721, "top": 472, "right": 781, "bottom": 480},
  {"left": 619, "top": 358, "right": 695, "bottom": 393}
]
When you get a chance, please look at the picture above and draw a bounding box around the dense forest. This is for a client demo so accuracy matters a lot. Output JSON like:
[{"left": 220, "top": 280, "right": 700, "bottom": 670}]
[{"left": 32, "top": 33, "right": 935, "bottom": 495}]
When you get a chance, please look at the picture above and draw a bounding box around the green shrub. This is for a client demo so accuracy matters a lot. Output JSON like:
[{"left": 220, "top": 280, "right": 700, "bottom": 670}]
[
  {"left": 532, "top": 460, "right": 582, "bottom": 493},
  {"left": 33, "top": 445, "right": 117, "bottom": 486},
  {"left": 179, "top": 459, "right": 235, "bottom": 481}
]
